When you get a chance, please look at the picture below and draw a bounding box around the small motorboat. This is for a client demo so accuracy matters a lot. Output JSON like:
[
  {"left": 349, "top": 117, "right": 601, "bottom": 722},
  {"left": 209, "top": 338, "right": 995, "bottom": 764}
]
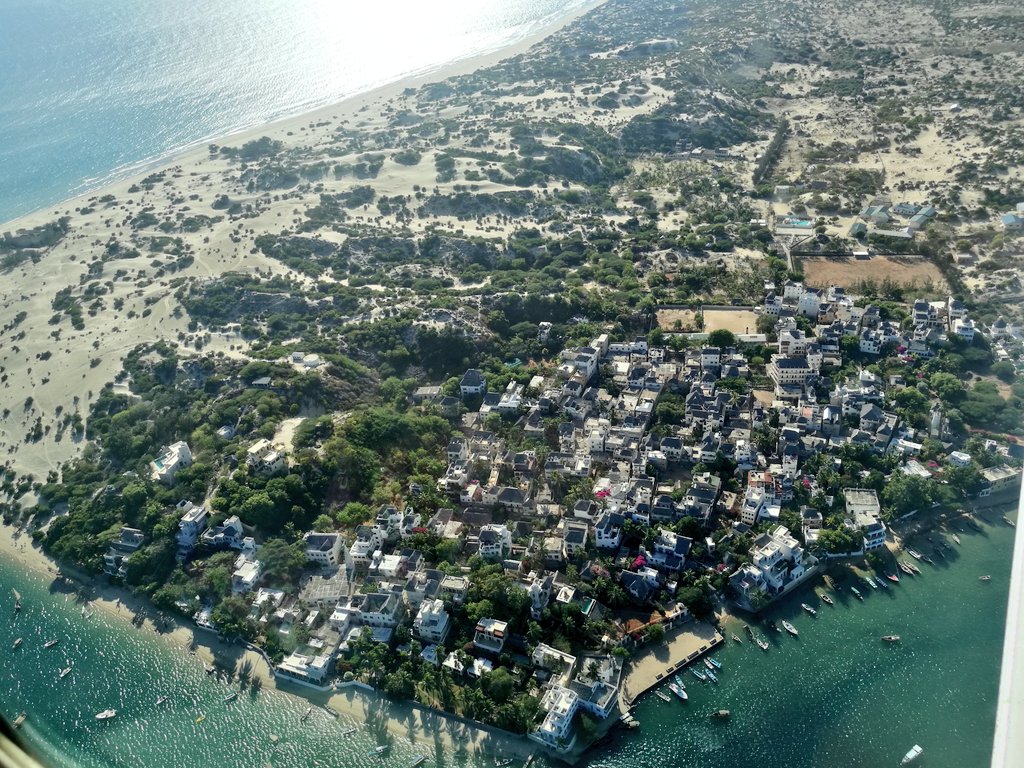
[
  {"left": 195, "top": 713, "right": 206, "bottom": 724},
  {"left": 13, "top": 712, "right": 26, "bottom": 729},
  {"left": 301, "top": 706, "right": 313, "bottom": 722},
  {"left": 341, "top": 727, "right": 357, "bottom": 736},
  {"left": 369, "top": 745, "right": 389, "bottom": 757},
  {"left": 674, "top": 674, "right": 686, "bottom": 688},
  {"left": 907, "top": 549, "right": 923, "bottom": 560},
  {"left": 823, "top": 575, "right": 836, "bottom": 589},
  {"left": 801, "top": 603, "right": 817, "bottom": 616},
  {"left": 224, "top": 692, "right": 238, "bottom": 703},
  {"left": 819, "top": 592, "right": 834, "bottom": 605},
  {"left": 851, "top": 586, "right": 864, "bottom": 601},
  {"left": 59, "top": 666, "right": 73, "bottom": 679},
  {"left": 12, "top": 638, "right": 23, "bottom": 650},
  {"left": 875, "top": 576, "right": 888, "bottom": 589},
  {"left": 204, "top": 664, "right": 216, "bottom": 675},
  {"left": 756, "top": 637, "right": 769, "bottom": 651},
  {"left": 952, "top": 533, "right": 961, "bottom": 544},
  {"left": 980, "top": 575, "right": 992, "bottom": 582},
  {"left": 921, "top": 555, "right": 935, "bottom": 565},
  {"left": 732, "top": 633, "right": 743, "bottom": 643},
  {"left": 95, "top": 709, "right": 117, "bottom": 721},
  {"left": 901, "top": 744, "right": 923, "bottom": 764},
  {"left": 1004, "top": 516, "right": 1016, "bottom": 528},
  {"left": 668, "top": 682, "right": 688, "bottom": 701},
  {"left": 865, "top": 576, "right": 878, "bottom": 590},
  {"left": 43, "top": 639, "right": 59, "bottom": 649},
  {"left": 886, "top": 573, "right": 900, "bottom": 583},
  {"left": 155, "top": 696, "right": 168, "bottom": 706},
  {"left": 706, "top": 656, "right": 721, "bottom": 669},
  {"left": 711, "top": 709, "right": 730, "bottom": 719},
  {"left": 882, "top": 635, "right": 901, "bottom": 643},
  {"left": 324, "top": 705, "right": 339, "bottom": 718},
  {"left": 692, "top": 668, "right": 708, "bottom": 682},
  {"left": 899, "top": 562, "right": 915, "bottom": 576},
  {"left": 655, "top": 690, "right": 672, "bottom": 703},
  {"left": 705, "top": 669, "right": 718, "bottom": 684},
  {"left": 782, "top": 621, "right": 799, "bottom": 637}
]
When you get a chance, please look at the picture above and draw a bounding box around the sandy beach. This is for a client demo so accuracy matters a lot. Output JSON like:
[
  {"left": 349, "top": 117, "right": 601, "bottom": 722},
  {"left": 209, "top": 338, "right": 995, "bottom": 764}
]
[{"left": 0, "top": 0, "right": 607, "bottom": 483}]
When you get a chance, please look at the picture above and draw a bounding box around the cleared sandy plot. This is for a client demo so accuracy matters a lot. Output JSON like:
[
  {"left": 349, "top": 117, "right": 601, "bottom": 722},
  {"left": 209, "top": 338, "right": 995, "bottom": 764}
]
[
  {"left": 704, "top": 308, "right": 760, "bottom": 335},
  {"left": 801, "top": 256, "right": 947, "bottom": 291},
  {"left": 656, "top": 308, "right": 699, "bottom": 331}
]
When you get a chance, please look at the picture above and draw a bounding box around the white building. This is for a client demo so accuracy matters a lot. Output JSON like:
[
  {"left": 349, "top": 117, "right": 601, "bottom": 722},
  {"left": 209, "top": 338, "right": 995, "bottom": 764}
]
[
  {"left": 844, "top": 488, "right": 887, "bottom": 551},
  {"left": 477, "top": 524, "right": 512, "bottom": 560},
  {"left": 303, "top": 532, "right": 344, "bottom": 568},
  {"left": 232, "top": 552, "right": 261, "bottom": 594},
  {"left": 176, "top": 500, "right": 207, "bottom": 558},
  {"left": 473, "top": 618, "right": 508, "bottom": 654},
  {"left": 150, "top": 441, "right": 192, "bottom": 485},
  {"left": 413, "top": 598, "right": 451, "bottom": 644},
  {"left": 531, "top": 685, "right": 580, "bottom": 752}
]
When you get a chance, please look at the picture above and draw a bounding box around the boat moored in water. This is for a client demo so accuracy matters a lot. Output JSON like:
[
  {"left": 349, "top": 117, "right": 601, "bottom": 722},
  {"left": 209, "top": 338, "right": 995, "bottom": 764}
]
[
  {"left": 980, "top": 575, "right": 992, "bottom": 581},
  {"left": 12, "top": 637, "right": 23, "bottom": 650},
  {"left": 952, "top": 533, "right": 961, "bottom": 544},
  {"left": 224, "top": 692, "right": 238, "bottom": 703},
  {"left": 59, "top": 665, "right": 72, "bottom": 679},
  {"left": 655, "top": 690, "right": 672, "bottom": 703},
  {"left": 886, "top": 573, "right": 900, "bottom": 583},
  {"left": 819, "top": 592, "right": 834, "bottom": 605},
  {"left": 732, "top": 633, "right": 742, "bottom": 643},
  {"left": 882, "top": 635, "right": 901, "bottom": 643},
  {"left": 155, "top": 696, "right": 168, "bottom": 706},
  {"left": 1004, "top": 516, "right": 1016, "bottom": 527},
  {"left": 711, "top": 709, "right": 730, "bottom": 719},
  {"left": 13, "top": 713, "right": 26, "bottom": 729},
  {"left": 907, "top": 549, "right": 923, "bottom": 560},
  {"left": 43, "top": 639, "right": 59, "bottom": 649},
  {"left": 901, "top": 744, "right": 923, "bottom": 764},
  {"left": 782, "top": 621, "right": 799, "bottom": 636},
  {"left": 692, "top": 668, "right": 708, "bottom": 681},
  {"left": 851, "top": 586, "right": 864, "bottom": 600},
  {"left": 705, "top": 669, "right": 719, "bottom": 684},
  {"left": 95, "top": 709, "right": 117, "bottom": 721},
  {"left": 801, "top": 603, "right": 817, "bottom": 616},
  {"left": 668, "top": 682, "right": 688, "bottom": 701},
  {"left": 756, "top": 637, "right": 769, "bottom": 651}
]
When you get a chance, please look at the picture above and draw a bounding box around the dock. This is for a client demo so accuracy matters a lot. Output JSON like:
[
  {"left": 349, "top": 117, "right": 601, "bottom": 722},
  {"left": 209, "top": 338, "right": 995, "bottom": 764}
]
[{"left": 620, "top": 621, "right": 724, "bottom": 706}]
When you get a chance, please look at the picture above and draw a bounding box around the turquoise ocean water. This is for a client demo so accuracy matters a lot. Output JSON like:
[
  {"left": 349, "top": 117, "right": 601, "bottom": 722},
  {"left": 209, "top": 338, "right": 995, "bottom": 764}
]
[
  {"left": 0, "top": 0, "right": 591, "bottom": 224},
  {"left": 2, "top": 507, "right": 1015, "bottom": 768}
]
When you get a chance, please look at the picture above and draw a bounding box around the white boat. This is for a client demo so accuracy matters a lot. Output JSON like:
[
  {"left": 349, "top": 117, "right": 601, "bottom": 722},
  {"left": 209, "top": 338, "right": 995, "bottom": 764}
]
[
  {"left": 369, "top": 745, "right": 389, "bottom": 756},
  {"left": 980, "top": 575, "right": 992, "bottom": 582},
  {"left": 907, "top": 549, "right": 923, "bottom": 560},
  {"left": 95, "top": 709, "right": 117, "bottom": 721},
  {"left": 901, "top": 744, "right": 923, "bottom": 764},
  {"left": 301, "top": 706, "right": 313, "bottom": 722},
  {"left": 819, "top": 592, "right": 834, "bottom": 605},
  {"left": 13, "top": 712, "right": 26, "bottom": 729},
  {"left": 341, "top": 727, "right": 357, "bottom": 736},
  {"left": 782, "top": 621, "right": 799, "bottom": 636},
  {"left": 155, "top": 696, "right": 168, "bottom": 706},
  {"left": 668, "top": 682, "right": 688, "bottom": 701},
  {"left": 952, "top": 533, "right": 961, "bottom": 544},
  {"left": 692, "top": 668, "right": 708, "bottom": 681},
  {"left": 706, "top": 656, "right": 721, "bottom": 669},
  {"left": 655, "top": 690, "right": 672, "bottom": 703},
  {"left": 44, "top": 639, "right": 59, "bottom": 649},
  {"left": 59, "top": 666, "right": 73, "bottom": 679},
  {"left": 801, "top": 603, "right": 817, "bottom": 616},
  {"left": 705, "top": 669, "right": 718, "bottom": 684},
  {"left": 756, "top": 637, "right": 769, "bottom": 651},
  {"left": 224, "top": 692, "right": 238, "bottom": 703},
  {"left": 12, "top": 637, "right": 23, "bottom": 650}
]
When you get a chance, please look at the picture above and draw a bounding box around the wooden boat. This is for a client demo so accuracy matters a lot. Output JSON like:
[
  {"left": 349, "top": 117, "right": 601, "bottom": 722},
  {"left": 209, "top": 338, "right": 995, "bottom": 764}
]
[
  {"left": 1004, "top": 516, "right": 1016, "bottom": 528},
  {"left": 823, "top": 575, "right": 836, "bottom": 589},
  {"left": 980, "top": 575, "right": 992, "bottom": 582},
  {"left": 882, "top": 635, "right": 901, "bottom": 643},
  {"left": 755, "top": 637, "right": 769, "bottom": 651},
  {"left": 655, "top": 690, "right": 672, "bottom": 703},
  {"left": 886, "top": 573, "right": 900, "bottom": 583},
  {"left": 875, "top": 576, "right": 888, "bottom": 589},
  {"left": 732, "top": 633, "right": 742, "bottom": 643},
  {"left": 921, "top": 554, "right": 935, "bottom": 565},
  {"left": 301, "top": 706, "right": 313, "bottom": 722},
  {"left": 907, "top": 549, "right": 923, "bottom": 560},
  {"left": 899, "top": 562, "right": 915, "bottom": 576},
  {"left": 851, "top": 586, "right": 864, "bottom": 600},
  {"left": 819, "top": 592, "right": 834, "bottom": 605},
  {"left": 801, "top": 603, "right": 817, "bottom": 616},
  {"left": 952, "top": 533, "right": 961, "bottom": 544},
  {"left": 906, "top": 561, "right": 921, "bottom": 574},
  {"left": 324, "top": 705, "right": 340, "bottom": 718},
  {"left": 782, "top": 620, "right": 799, "bottom": 636},
  {"left": 13, "top": 712, "right": 26, "bottom": 729},
  {"left": 711, "top": 709, "right": 730, "bottom": 719},
  {"left": 901, "top": 744, "right": 923, "bottom": 764},
  {"left": 195, "top": 713, "right": 206, "bottom": 724}
]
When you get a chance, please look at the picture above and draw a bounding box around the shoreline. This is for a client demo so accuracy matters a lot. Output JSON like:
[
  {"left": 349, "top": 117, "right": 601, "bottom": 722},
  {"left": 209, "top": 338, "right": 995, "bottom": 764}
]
[
  {"left": 0, "top": 0, "right": 606, "bottom": 234},
  {"left": 0, "top": 521, "right": 538, "bottom": 762}
]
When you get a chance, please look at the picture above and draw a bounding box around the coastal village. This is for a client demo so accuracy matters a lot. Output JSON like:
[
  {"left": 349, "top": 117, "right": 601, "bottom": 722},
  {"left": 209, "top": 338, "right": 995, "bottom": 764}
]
[
  {"left": 0, "top": 0, "right": 1022, "bottom": 763},
  {"left": 89, "top": 276, "right": 1022, "bottom": 757}
]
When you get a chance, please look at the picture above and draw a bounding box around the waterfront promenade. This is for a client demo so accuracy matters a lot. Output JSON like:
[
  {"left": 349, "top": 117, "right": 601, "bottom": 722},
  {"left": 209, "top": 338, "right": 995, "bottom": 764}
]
[{"left": 621, "top": 620, "right": 723, "bottom": 705}]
